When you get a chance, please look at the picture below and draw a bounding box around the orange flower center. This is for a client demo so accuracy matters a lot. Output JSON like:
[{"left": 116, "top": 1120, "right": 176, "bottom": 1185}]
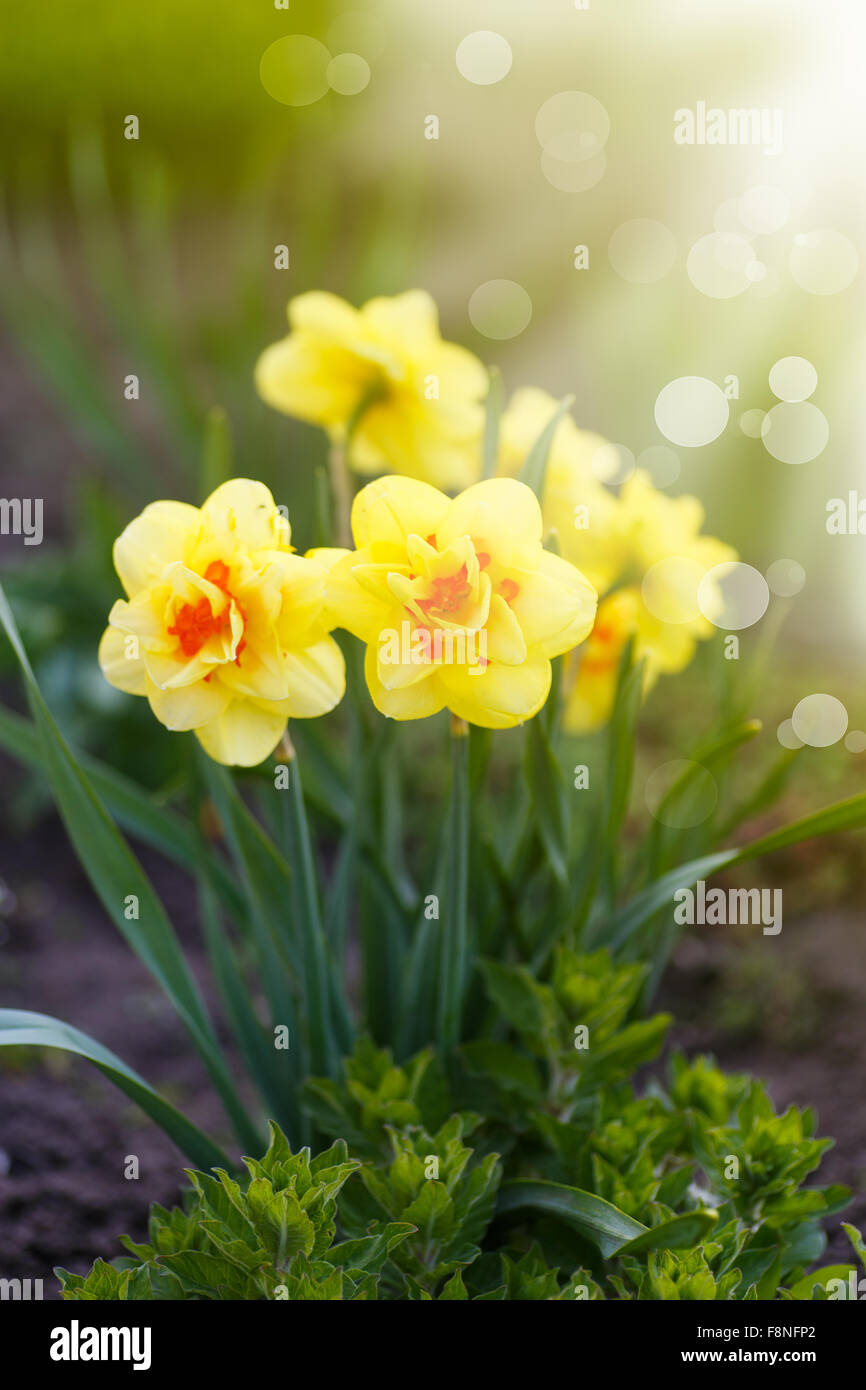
[
  {"left": 168, "top": 560, "right": 246, "bottom": 663},
  {"left": 416, "top": 563, "right": 472, "bottom": 617}
]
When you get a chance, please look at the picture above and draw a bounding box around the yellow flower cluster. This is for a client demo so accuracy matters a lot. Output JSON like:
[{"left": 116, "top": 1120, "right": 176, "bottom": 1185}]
[
  {"left": 497, "top": 389, "right": 737, "bottom": 731},
  {"left": 100, "top": 291, "right": 735, "bottom": 761}
]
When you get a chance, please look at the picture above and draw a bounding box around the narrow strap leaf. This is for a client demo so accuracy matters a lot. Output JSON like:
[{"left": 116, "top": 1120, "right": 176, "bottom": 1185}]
[{"left": 0, "top": 1009, "right": 230, "bottom": 1171}]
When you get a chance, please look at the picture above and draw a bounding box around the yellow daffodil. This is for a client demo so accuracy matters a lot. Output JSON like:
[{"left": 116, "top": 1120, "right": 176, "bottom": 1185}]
[
  {"left": 255, "top": 290, "right": 487, "bottom": 491},
  {"left": 559, "top": 471, "right": 737, "bottom": 732},
  {"left": 498, "top": 387, "right": 628, "bottom": 592},
  {"left": 315, "top": 475, "right": 597, "bottom": 730},
  {"left": 98, "top": 480, "right": 345, "bottom": 766}
]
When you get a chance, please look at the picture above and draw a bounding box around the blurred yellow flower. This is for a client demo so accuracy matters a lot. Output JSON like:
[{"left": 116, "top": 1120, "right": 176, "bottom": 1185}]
[
  {"left": 255, "top": 290, "right": 487, "bottom": 491},
  {"left": 99, "top": 480, "right": 345, "bottom": 766},
  {"left": 559, "top": 470, "right": 737, "bottom": 732},
  {"left": 316, "top": 474, "right": 597, "bottom": 729},
  {"left": 498, "top": 387, "right": 627, "bottom": 593}
]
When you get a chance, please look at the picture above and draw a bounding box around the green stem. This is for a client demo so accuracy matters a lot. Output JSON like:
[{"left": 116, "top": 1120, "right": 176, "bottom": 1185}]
[
  {"left": 436, "top": 719, "right": 471, "bottom": 1051},
  {"left": 280, "top": 734, "right": 341, "bottom": 1078}
]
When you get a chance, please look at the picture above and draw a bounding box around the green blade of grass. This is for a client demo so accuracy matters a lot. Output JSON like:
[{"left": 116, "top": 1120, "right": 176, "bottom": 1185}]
[
  {"left": 0, "top": 1010, "right": 230, "bottom": 1171},
  {"left": 0, "top": 583, "right": 251, "bottom": 1145}
]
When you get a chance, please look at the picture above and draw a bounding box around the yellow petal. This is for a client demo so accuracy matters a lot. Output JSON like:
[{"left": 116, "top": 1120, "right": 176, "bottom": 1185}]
[
  {"left": 375, "top": 620, "right": 438, "bottom": 690},
  {"left": 270, "top": 552, "right": 328, "bottom": 643},
  {"left": 147, "top": 674, "right": 231, "bottom": 732},
  {"left": 484, "top": 594, "right": 528, "bottom": 666},
  {"left": 436, "top": 478, "right": 543, "bottom": 564},
  {"left": 351, "top": 476, "right": 451, "bottom": 550},
  {"left": 525, "top": 551, "right": 598, "bottom": 657},
  {"left": 200, "top": 479, "right": 290, "bottom": 553},
  {"left": 281, "top": 634, "right": 346, "bottom": 718},
  {"left": 439, "top": 650, "right": 552, "bottom": 730},
  {"left": 288, "top": 290, "right": 365, "bottom": 340},
  {"left": 322, "top": 551, "right": 396, "bottom": 641},
  {"left": 98, "top": 626, "right": 147, "bottom": 695},
  {"left": 255, "top": 335, "right": 369, "bottom": 426},
  {"left": 361, "top": 289, "right": 439, "bottom": 347},
  {"left": 194, "top": 697, "right": 288, "bottom": 768},
  {"left": 113, "top": 500, "right": 200, "bottom": 598},
  {"left": 363, "top": 641, "right": 445, "bottom": 721}
]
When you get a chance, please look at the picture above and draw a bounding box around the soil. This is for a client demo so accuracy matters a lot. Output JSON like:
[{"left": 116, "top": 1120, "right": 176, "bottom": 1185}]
[{"left": 1, "top": 801, "right": 864, "bottom": 1298}]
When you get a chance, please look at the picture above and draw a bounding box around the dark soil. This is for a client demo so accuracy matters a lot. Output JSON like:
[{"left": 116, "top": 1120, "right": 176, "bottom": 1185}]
[
  {"left": 1, "top": 800, "right": 864, "bottom": 1297},
  {"left": 0, "top": 813, "right": 239, "bottom": 1299}
]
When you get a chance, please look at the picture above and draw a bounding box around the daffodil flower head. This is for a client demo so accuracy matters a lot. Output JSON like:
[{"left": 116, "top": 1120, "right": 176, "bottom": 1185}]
[
  {"left": 317, "top": 475, "right": 597, "bottom": 730},
  {"left": 255, "top": 290, "right": 488, "bottom": 491},
  {"left": 497, "top": 386, "right": 630, "bottom": 593},
  {"left": 99, "top": 480, "right": 345, "bottom": 766},
  {"left": 560, "top": 470, "right": 738, "bottom": 731}
]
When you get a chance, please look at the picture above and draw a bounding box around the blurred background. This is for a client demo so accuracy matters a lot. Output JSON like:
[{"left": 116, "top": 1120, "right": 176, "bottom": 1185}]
[{"left": 1, "top": 0, "right": 864, "bottom": 1285}]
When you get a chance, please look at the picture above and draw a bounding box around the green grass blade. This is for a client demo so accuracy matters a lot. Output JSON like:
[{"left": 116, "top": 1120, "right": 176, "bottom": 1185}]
[
  {"left": 0, "top": 1009, "right": 230, "bottom": 1171},
  {"left": 0, "top": 584, "right": 249, "bottom": 1139},
  {"left": 0, "top": 700, "right": 248, "bottom": 924},
  {"left": 609, "top": 786, "right": 866, "bottom": 953},
  {"left": 436, "top": 728, "right": 471, "bottom": 1051},
  {"left": 481, "top": 367, "right": 504, "bottom": 480},
  {"left": 518, "top": 394, "right": 574, "bottom": 499}
]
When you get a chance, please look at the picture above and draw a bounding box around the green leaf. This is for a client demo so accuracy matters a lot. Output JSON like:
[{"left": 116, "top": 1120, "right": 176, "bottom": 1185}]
[
  {"left": 614, "top": 1210, "right": 719, "bottom": 1256},
  {"left": 518, "top": 394, "right": 574, "bottom": 499},
  {"left": 610, "top": 786, "right": 866, "bottom": 952},
  {"left": 0, "top": 1009, "right": 230, "bottom": 1170},
  {"left": 200, "top": 406, "right": 233, "bottom": 501},
  {"left": 525, "top": 715, "right": 569, "bottom": 885},
  {"left": 0, "top": 700, "right": 246, "bottom": 924},
  {"left": 436, "top": 729, "right": 471, "bottom": 1051},
  {"left": 788, "top": 1264, "right": 858, "bottom": 1300},
  {"left": 481, "top": 367, "right": 504, "bottom": 480},
  {"left": 496, "top": 1180, "right": 647, "bottom": 1258},
  {"left": 0, "top": 584, "right": 247, "bottom": 1140}
]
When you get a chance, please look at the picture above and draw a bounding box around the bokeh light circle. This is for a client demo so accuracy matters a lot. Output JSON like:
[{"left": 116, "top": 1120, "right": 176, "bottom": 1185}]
[
  {"left": 535, "top": 91, "right": 610, "bottom": 160},
  {"left": 687, "top": 233, "right": 754, "bottom": 298},
  {"left": 739, "top": 409, "right": 766, "bottom": 438},
  {"left": 768, "top": 356, "right": 818, "bottom": 402},
  {"left": 790, "top": 231, "right": 859, "bottom": 295},
  {"left": 791, "top": 693, "right": 848, "bottom": 747},
  {"left": 761, "top": 402, "right": 829, "bottom": 464},
  {"left": 591, "top": 442, "right": 635, "bottom": 485},
  {"left": 608, "top": 220, "right": 677, "bottom": 284},
  {"left": 638, "top": 444, "right": 680, "bottom": 487},
  {"left": 456, "top": 30, "right": 512, "bottom": 86},
  {"left": 468, "top": 280, "right": 532, "bottom": 339},
  {"left": 698, "top": 562, "right": 770, "bottom": 630},
  {"left": 738, "top": 185, "right": 790, "bottom": 235},
  {"left": 327, "top": 53, "right": 371, "bottom": 94},
  {"left": 654, "top": 377, "right": 729, "bottom": 448},
  {"left": 260, "top": 36, "right": 332, "bottom": 107},
  {"left": 845, "top": 731, "right": 866, "bottom": 753},
  {"left": 641, "top": 556, "right": 704, "bottom": 625},
  {"left": 766, "top": 558, "right": 805, "bottom": 597},
  {"left": 777, "top": 719, "right": 803, "bottom": 750},
  {"left": 541, "top": 149, "right": 606, "bottom": 192},
  {"left": 645, "top": 759, "right": 718, "bottom": 829}
]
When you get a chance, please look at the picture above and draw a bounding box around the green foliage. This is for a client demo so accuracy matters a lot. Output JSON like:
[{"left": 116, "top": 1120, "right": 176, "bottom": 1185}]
[
  {"left": 58, "top": 995, "right": 862, "bottom": 1301},
  {"left": 58, "top": 1124, "right": 412, "bottom": 1302}
]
